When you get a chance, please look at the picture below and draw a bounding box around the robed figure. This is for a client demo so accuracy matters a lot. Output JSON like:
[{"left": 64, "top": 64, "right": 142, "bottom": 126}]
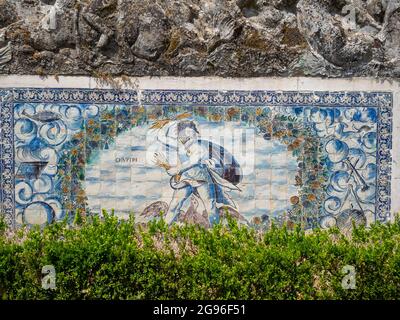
[{"left": 152, "top": 118, "right": 243, "bottom": 226}]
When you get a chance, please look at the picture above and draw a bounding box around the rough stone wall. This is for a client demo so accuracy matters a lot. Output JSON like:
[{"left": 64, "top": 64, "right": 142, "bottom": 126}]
[{"left": 0, "top": 0, "right": 399, "bottom": 77}]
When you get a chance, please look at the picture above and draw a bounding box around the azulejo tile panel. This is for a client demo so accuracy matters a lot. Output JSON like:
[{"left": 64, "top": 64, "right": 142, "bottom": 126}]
[{"left": 0, "top": 88, "right": 393, "bottom": 232}]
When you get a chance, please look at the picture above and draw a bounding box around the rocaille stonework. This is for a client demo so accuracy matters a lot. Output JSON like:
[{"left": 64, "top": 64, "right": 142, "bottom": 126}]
[{"left": 0, "top": 0, "right": 399, "bottom": 77}]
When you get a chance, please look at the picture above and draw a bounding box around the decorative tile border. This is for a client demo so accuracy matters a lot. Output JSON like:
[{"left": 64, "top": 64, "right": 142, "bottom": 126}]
[
  {"left": 142, "top": 90, "right": 392, "bottom": 108},
  {"left": 0, "top": 87, "right": 394, "bottom": 228},
  {"left": 12, "top": 88, "right": 138, "bottom": 104},
  {"left": 0, "top": 90, "right": 15, "bottom": 228}
]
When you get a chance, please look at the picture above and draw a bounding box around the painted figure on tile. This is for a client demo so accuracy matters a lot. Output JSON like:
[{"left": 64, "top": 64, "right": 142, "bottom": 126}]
[{"left": 152, "top": 117, "right": 243, "bottom": 226}]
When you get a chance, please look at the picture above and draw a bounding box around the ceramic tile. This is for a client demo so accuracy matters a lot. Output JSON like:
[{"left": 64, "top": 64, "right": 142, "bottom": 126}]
[{"left": 0, "top": 88, "right": 393, "bottom": 230}]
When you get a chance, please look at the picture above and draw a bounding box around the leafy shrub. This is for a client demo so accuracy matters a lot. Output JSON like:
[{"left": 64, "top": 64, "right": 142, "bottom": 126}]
[{"left": 1, "top": 212, "right": 400, "bottom": 300}]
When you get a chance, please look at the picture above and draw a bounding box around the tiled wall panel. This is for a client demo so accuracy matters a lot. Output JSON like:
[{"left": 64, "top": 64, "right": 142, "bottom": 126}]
[{"left": 1, "top": 77, "right": 399, "bottom": 232}]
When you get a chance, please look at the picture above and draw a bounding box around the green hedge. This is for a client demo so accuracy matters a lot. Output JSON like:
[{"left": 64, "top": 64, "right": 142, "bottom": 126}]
[{"left": 1, "top": 212, "right": 400, "bottom": 300}]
